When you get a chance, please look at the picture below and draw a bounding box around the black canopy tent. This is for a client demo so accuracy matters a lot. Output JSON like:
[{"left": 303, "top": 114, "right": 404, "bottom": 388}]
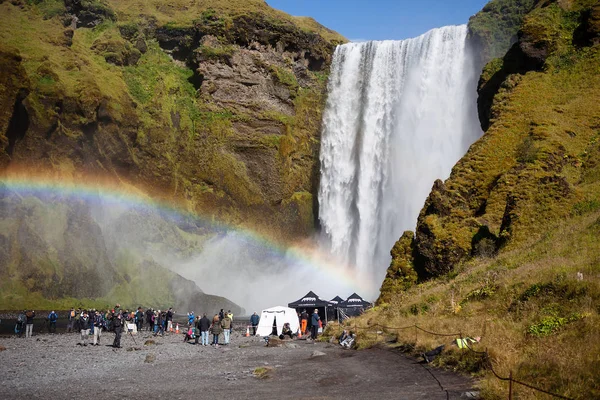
[
  {"left": 328, "top": 296, "right": 345, "bottom": 321},
  {"left": 339, "top": 292, "right": 372, "bottom": 317},
  {"left": 288, "top": 291, "right": 332, "bottom": 325}
]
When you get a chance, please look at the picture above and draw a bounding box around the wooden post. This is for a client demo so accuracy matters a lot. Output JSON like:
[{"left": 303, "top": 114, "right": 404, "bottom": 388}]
[
  {"left": 415, "top": 325, "right": 418, "bottom": 345},
  {"left": 508, "top": 371, "right": 513, "bottom": 400}
]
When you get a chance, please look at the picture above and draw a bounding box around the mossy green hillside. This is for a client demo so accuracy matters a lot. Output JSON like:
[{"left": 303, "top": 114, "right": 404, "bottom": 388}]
[
  {"left": 0, "top": 0, "right": 342, "bottom": 240},
  {"left": 396, "top": 0, "right": 600, "bottom": 281}
]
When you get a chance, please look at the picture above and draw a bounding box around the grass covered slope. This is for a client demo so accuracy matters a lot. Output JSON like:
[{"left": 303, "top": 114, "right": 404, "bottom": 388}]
[
  {"left": 374, "top": 1, "right": 600, "bottom": 398},
  {"left": 356, "top": 208, "right": 599, "bottom": 399}
]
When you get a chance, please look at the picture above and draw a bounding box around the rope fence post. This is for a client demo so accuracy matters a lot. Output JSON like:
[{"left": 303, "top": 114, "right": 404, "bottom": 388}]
[{"left": 508, "top": 371, "right": 513, "bottom": 400}]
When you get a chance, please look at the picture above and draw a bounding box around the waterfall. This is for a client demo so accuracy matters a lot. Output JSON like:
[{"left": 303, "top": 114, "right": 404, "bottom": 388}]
[{"left": 318, "top": 25, "right": 482, "bottom": 293}]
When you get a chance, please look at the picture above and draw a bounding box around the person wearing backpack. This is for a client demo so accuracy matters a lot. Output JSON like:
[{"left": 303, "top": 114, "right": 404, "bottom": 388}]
[
  {"left": 66, "top": 308, "right": 76, "bottom": 333},
  {"left": 25, "top": 310, "right": 35, "bottom": 338},
  {"left": 48, "top": 311, "right": 58, "bottom": 333}
]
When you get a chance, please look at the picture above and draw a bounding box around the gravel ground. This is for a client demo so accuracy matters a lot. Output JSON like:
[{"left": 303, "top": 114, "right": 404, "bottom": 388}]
[{"left": 0, "top": 330, "right": 478, "bottom": 399}]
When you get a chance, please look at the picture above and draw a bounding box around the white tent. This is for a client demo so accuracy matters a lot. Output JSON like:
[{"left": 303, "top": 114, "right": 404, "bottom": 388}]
[{"left": 255, "top": 306, "right": 300, "bottom": 337}]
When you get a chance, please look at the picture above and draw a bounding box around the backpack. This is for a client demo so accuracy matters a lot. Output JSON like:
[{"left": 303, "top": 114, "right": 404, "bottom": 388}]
[
  {"left": 25, "top": 311, "right": 33, "bottom": 318},
  {"left": 17, "top": 314, "right": 25, "bottom": 323},
  {"left": 49, "top": 312, "right": 57, "bottom": 322}
]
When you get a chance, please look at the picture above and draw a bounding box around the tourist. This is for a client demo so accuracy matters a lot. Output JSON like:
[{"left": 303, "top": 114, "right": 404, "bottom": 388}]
[
  {"left": 25, "top": 310, "right": 35, "bottom": 338},
  {"left": 187, "top": 311, "right": 195, "bottom": 327},
  {"left": 300, "top": 309, "right": 308, "bottom": 335},
  {"left": 93, "top": 311, "right": 104, "bottom": 346},
  {"left": 166, "top": 308, "right": 174, "bottom": 332},
  {"left": 218, "top": 309, "right": 224, "bottom": 321},
  {"left": 146, "top": 308, "right": 154, "bottom": 331},
  {"left": 226, "top": 310, "right": 234, "bottom": 333},
  {"left": 310, "top": 309, "right": 320, "bottom": 340},
  {"left": 221, "top": 313, "right": 232, "bottom": 344},
  {"left": 210, "top": 314, "right": 222, "bottom": 346},
  {"left": 135, "top": 307, "right": 144, "bottom": 332},
  {"left": 154, "top": 310, "right": 164, "bottom": 336},
  {"left": 279, "top": 322, "right": 293, "bottom": 340},
  {"left": 197, "top": 313, "right": 211, "bottom": 346},
  {"left": 16, "top": 310, "right": 26, "bottom": 337},
  {"left": 112, "top": 312, "right": 123, "bottom": 348},
  {"left": 47, "top": 311, "right": 58, "bottom": 333},
  {"left": 79, "top": 311, "right": 90, "bottom": 346},
  {"left": 66, "top": 308, "right": 75, "bottom": 333},
  {"left": 250, "top": 312, "right": 260, "bottom": 336}
]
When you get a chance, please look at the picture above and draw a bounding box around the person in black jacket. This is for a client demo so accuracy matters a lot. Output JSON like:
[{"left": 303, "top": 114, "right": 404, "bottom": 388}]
[
  {"left": 79, "top": 311, "right": 90, "bottom": 346},
  {"left": 196, "top": 314, "right": 211, "bottom": 346},
  {"left": 112, "top": 312, "right": 123, "bottom": 348},
  {"left": 25, "top": 310, "right": 35, "bottom": 338}
]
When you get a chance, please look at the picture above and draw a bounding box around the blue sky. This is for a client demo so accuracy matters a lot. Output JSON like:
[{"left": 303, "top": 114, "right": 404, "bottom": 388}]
[{"left": 266, "top": 0, "right": 490, "bottom": 41}]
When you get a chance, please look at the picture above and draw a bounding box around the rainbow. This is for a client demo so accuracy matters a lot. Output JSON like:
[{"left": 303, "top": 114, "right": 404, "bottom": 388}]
[{"left": 0, "top": 173, "right": 376, "bottom": 297}]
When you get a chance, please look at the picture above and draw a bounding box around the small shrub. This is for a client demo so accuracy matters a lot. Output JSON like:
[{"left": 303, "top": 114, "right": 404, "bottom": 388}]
[
  {"left": 516, "top": 136, "right": 539, "bottom": 163},
  {"left": 461, "top": 284, "right": 497, "bottom": 305},
  {"left": 572, "top": 199, "right": 600, "bottom": 215}
]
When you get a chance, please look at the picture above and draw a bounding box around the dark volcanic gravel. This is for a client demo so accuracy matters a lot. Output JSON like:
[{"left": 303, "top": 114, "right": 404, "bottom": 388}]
[{"left": 0, "top": 330, "right": 477, "bottom": 399}]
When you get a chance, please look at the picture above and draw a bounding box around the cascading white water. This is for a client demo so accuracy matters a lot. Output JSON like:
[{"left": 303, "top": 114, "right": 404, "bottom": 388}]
[{"left": 318, "top": 25, "right": 482, "bottom": 295}]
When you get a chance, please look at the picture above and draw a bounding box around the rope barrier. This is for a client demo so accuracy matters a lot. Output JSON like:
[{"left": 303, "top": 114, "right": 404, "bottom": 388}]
[{"left": 340, "top": 321, "right": 574, "bottom": 399}]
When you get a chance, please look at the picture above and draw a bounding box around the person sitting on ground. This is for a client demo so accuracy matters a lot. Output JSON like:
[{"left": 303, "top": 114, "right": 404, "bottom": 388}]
[
  {"left": 340, "top": 331, "right": 356, "bottom": 349},
  {"left": 279, "top": 322, "right": 294, "bottom": 340},
  {"left": 184, "top": 326, "right": 195, "bottom": 342},
  {"left": 338, "top": 330, "right": 349, "bottom": 344}
]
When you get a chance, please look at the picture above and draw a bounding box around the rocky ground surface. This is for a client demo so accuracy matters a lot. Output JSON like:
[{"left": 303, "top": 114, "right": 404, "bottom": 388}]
[{"left": 0, "top": 329, "right": 478, "bottom": 399}]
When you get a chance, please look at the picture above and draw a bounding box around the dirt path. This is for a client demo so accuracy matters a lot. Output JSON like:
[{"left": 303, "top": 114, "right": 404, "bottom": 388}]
[{"left": 0, "top": 331, "right": 477, "bottom": 399}]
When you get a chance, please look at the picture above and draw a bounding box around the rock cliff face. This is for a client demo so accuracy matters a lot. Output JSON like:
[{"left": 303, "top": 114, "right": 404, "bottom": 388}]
[
  {"left": 0, "top": 0, "right": 344, "bottom": 239},
  {"left": 0, "top": 0, "right": 344, "bottom": 309},
  {"left": 380, "top": 0, "right": 600, "bottom": 297}
]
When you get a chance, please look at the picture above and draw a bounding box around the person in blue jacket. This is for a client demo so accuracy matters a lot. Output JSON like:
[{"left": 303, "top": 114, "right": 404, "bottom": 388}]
[
  {"left": 310, "top": 309, "right": 320, "bottom": 340},
  {"left": 48, "top": 311, "right": 58, "bottom": 333},
  {"left": 250, "top": 312, "right": 260, "bottom": 336}
]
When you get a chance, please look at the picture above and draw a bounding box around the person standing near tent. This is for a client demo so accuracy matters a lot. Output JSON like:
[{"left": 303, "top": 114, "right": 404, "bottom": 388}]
[
  {"left": 310, "top": 309, "right": 320, "bottom": 340},
  {"left": 250, "top": 312, "right": 259, "bottom": 336},
  {"left": 300, "top": 309, "right": 308, "bottom": 335}
]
